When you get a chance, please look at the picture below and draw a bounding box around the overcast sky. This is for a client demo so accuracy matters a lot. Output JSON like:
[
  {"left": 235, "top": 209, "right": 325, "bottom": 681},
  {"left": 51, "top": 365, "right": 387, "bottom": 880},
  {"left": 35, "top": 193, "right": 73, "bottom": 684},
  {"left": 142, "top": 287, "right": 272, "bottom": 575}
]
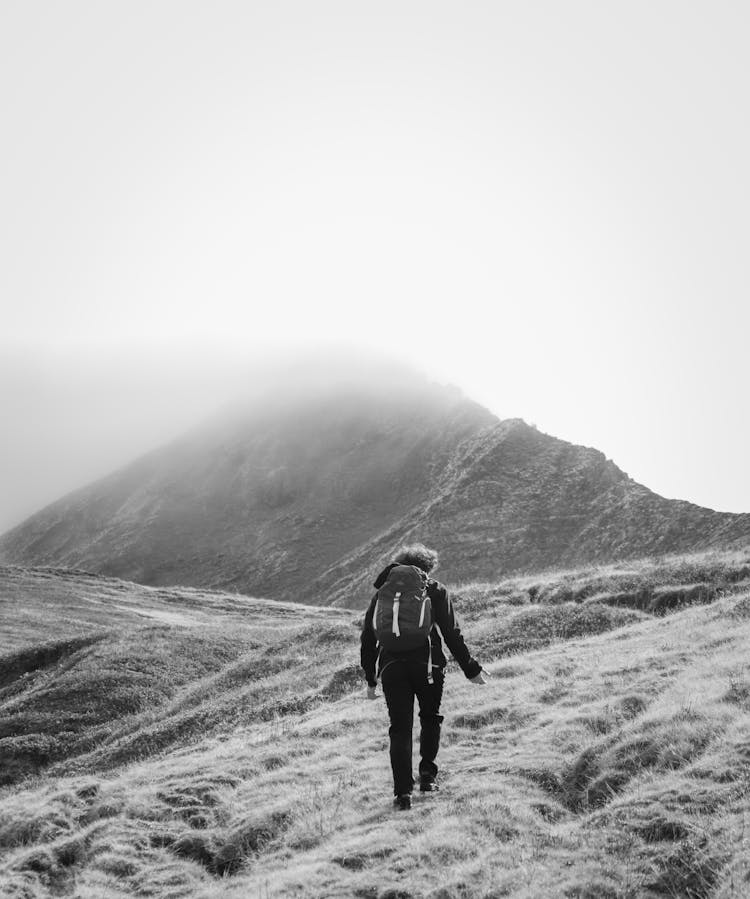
[{"left": 2, "top": 1, "right": 749, "bottom": 532}]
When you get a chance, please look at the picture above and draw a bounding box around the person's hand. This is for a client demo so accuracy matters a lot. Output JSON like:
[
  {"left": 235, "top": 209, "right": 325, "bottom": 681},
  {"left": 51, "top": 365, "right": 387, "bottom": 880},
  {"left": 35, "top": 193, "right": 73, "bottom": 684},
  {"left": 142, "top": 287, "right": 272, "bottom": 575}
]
[
  {"left": 470, "top": 671, "right": 489, "bottom": 685},
  {"left": 366, "top": 685, "right": 379, "bottom": 700}
]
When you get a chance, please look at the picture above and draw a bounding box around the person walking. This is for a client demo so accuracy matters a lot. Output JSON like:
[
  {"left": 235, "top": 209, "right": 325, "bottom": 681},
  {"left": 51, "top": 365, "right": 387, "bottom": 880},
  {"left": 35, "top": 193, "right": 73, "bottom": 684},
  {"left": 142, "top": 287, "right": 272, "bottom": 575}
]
[{"left": 360, "top": 543, "right": 486, "bottom": 810}]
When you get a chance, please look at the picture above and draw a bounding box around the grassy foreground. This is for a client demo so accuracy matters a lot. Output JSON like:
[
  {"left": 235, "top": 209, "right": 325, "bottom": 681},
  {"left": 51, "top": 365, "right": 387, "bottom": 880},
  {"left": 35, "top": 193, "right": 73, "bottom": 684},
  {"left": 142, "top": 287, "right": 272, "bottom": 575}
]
[{"left": 2, "top": 549, "right": 750, "bottom": 897}]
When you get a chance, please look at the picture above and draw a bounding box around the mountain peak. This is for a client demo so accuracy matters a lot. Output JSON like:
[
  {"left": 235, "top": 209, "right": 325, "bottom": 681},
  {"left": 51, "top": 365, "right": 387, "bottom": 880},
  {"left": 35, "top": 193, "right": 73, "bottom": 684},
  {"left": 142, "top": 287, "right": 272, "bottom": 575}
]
[{"left": 2, "top": 370, "right": 749, "bottom": 605}]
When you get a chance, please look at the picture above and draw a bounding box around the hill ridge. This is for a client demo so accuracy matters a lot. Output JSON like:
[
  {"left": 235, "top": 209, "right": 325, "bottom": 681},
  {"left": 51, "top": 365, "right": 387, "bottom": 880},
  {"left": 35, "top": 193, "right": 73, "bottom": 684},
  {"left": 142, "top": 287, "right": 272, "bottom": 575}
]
[{"left": 2, "top": 378, "right": 749, "bottom": 605}]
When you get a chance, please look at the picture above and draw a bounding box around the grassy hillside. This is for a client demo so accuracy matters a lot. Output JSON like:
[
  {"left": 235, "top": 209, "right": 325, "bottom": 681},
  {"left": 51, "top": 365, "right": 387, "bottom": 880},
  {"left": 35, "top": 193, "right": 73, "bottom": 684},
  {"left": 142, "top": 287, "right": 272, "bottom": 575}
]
[
  {"left": 0, "top": 566, "right": 343, "bottom": 652},
  {"left": 0, "top": 567, "right": 350, "bottom": 787},
  {"left": 2, "top": 549, "right": 750, "bottom": 897}
]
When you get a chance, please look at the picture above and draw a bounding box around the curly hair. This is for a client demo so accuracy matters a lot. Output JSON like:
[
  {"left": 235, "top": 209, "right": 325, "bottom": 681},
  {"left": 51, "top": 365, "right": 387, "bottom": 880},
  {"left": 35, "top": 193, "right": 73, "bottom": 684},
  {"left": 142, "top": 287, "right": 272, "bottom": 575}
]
[{"left": 392, "top": 543, "right": 439, "bottom": 573}]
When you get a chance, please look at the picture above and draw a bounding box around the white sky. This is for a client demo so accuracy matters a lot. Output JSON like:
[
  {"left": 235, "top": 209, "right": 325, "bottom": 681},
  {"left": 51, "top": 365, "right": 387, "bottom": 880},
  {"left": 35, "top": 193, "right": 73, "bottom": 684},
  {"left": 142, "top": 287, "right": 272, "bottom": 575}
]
[{"left": 1, "top": 1, "right": 749, "bottom": 531}]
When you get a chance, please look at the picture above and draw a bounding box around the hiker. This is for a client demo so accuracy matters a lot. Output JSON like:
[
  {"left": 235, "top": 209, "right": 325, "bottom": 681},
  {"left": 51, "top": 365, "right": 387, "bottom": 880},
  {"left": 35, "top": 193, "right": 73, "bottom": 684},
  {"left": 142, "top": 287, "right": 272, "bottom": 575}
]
[{"left": 360, "top": 543, "right": 486, "bottom": 810}]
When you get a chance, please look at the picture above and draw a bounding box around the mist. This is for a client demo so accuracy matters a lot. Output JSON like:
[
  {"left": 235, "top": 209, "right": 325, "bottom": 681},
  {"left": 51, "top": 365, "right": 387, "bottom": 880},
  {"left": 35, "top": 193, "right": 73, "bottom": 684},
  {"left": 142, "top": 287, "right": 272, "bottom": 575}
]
[
  {"left": 0, "top": 343, "right": 443, "bottom": 533},
  {"left": 0, "top": 344, "right": 245, "bottom": 532},
  {"left": 3, "top": 1, "right": 750, "bottom": 531}
]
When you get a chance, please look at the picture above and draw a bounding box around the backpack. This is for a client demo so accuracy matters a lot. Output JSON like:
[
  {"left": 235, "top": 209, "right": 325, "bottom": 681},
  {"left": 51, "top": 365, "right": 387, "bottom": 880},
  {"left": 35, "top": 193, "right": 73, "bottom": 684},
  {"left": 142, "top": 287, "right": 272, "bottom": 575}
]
[{"left": 373, "top": 564, "right": 433, "bottom": 652}]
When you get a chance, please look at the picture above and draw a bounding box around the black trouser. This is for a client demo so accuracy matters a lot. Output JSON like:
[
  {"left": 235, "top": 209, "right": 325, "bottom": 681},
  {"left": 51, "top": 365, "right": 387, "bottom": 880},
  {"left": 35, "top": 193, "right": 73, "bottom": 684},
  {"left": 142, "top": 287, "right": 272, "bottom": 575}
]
[{"left": 381, "top": 660, "right": 445, "bottom": 796}]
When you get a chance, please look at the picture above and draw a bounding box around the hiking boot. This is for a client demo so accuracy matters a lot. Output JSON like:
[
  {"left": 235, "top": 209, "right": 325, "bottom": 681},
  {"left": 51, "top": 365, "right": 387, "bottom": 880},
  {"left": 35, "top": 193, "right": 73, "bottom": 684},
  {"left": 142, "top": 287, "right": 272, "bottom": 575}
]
[
  {"left": 393, "top": 794, "right": 412, "bottom": 811},
  {"left": 419, "top": 776, "right": 439, "bottom": 792}
]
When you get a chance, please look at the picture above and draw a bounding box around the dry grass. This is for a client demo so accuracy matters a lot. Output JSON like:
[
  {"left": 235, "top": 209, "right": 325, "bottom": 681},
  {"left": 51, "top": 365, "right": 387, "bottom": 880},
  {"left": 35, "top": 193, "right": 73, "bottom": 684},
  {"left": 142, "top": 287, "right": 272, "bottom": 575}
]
[
  {"left": 2, "top": 548, "right": 750, "bottom": 897},
  {"left": 453, "top": 547, "right": 750, "bottom": 618}
]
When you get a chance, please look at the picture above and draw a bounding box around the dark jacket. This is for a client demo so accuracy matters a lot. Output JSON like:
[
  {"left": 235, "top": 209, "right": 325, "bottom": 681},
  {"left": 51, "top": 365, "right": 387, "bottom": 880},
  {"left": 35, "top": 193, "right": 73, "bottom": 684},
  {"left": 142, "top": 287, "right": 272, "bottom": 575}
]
[{"left": 360, "top": 564, "right": 482, "bottom": 687}]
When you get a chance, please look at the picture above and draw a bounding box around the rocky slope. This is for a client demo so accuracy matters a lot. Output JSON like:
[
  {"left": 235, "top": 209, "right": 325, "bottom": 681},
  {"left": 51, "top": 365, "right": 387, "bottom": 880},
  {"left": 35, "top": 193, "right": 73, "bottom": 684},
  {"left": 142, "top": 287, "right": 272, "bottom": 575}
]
[{"left": 2, "top": 374, "right": 749, "bottom": 607}]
